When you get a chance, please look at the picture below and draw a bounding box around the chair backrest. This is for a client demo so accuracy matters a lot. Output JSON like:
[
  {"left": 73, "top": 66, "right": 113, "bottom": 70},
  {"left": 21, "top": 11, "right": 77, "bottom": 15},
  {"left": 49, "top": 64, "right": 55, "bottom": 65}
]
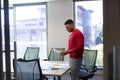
[
  {"left": 48, "top": 48, "right": 65, "bottom": 61},
  {"left": 81, "top": 49, "right": 98, "bottom": 72},
  {"left": 24, "top": 47, "right": 39, "bottom": 60},
  {"left": 13, "top": 59, "right": 42, "bottom": 80}
]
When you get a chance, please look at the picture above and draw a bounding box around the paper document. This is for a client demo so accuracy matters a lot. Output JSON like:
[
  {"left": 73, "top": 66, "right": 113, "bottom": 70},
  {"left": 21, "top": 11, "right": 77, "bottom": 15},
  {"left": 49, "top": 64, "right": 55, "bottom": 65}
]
[
  {"left": 52, "top": 48, "right": 62, "bottom": 53},
  {"left": 41, "top": 65, "right": 50, "bottom": 70},
  {"left": 41, "top": 61, "right": 54, "bottom": 70},
  {"left": 52, "top": 63, "right": 69, "bottom": 69}
]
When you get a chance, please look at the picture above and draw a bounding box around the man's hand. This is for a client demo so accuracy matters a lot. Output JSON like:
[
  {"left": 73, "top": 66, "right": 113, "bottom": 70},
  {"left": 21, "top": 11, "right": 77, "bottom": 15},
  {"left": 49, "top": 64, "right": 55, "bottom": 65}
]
[
  {"left": 60, "top": 50, "right": 73, "bottom": 56},
  {"left": 60, "top": 50, "right": 68, "bottom": 56}
]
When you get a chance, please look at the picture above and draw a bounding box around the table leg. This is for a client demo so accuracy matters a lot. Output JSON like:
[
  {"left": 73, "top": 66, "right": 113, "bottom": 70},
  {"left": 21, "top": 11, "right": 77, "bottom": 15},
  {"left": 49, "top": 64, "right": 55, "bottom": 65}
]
[
  {"left": 58, "top": 76, "right": 61, "bottom": 80},
  {"left": 54, "top": 76, "right": 56, "bottom": 80}
]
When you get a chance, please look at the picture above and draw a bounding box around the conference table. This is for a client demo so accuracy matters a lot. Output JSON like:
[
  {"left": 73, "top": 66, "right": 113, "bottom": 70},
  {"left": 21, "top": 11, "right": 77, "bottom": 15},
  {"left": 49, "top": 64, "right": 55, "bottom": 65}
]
[{"left": 40, "top": 61, "right": 70, "bottom": 80}]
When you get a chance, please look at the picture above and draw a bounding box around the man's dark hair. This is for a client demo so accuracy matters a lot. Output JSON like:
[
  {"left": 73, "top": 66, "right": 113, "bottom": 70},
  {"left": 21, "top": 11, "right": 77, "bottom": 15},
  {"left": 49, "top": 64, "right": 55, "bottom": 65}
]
[{"left": 64, "top": 19, "right": 74, "bottom": 25}]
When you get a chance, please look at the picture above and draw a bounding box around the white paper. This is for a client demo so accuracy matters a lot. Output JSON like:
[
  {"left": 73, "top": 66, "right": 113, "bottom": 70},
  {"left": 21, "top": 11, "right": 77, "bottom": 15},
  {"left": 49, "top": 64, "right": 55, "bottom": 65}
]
[
  {"left": 52, "top": 48, "right": 62, "bottom": 53},
  {"left": 41, "top": 65, "right": 50, "bottom": 70},
  {"left": 52, "top": 63, "right": 69, "bottom": 69}
]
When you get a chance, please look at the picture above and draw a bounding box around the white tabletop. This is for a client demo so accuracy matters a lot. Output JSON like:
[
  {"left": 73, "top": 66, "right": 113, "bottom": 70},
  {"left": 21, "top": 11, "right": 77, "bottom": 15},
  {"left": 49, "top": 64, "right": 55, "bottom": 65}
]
[{"left": 40, "top": 61, "right": 70, "bottom": 76}]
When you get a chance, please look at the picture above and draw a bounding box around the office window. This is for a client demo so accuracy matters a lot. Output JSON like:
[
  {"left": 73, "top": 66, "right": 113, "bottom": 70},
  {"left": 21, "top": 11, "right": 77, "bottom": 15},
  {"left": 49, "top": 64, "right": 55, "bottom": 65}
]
[
  {"left": 74, "top": 1, "right": 103, "bottom": 67},
  {"left": 13, "top": 4, "right": 47, "bottom": 59}
]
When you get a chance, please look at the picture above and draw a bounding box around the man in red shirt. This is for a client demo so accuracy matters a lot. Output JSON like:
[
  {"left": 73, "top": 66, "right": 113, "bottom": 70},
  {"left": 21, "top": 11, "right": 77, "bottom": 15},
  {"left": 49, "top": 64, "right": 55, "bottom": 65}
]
[{"left": 61, "top": 19, "right": 84, "bottom": 80}]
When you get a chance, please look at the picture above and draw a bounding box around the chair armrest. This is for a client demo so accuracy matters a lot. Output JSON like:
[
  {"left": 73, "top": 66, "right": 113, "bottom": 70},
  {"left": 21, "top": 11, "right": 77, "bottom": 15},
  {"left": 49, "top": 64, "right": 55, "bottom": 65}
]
[
  {"left": 79, "top": 70, "right": 95, "bottom": 79},
  {"left": 42, "top": 75, "right": 48, "bottom": 80},
  {"left": 43, "top": 59, "right": 48, "bottom": 61},
  {"left": 92, "top": 66, "right": 97, "bottom": 72},
  {"left": 17, "top": 58, "right": 23, "bottom": 60}
]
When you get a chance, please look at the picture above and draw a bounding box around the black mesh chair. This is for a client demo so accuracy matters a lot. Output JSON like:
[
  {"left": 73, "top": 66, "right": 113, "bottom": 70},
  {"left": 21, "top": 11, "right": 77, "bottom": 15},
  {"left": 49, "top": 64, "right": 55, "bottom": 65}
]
[
  {"left": 79, "top": 49, "right": 98, "bottom": 80},
  {"left": 23, "top": 47, "right": 39, "bottom": 60},
  {"left": 13, "top": 58, "right": 48, "bottom": 80}
]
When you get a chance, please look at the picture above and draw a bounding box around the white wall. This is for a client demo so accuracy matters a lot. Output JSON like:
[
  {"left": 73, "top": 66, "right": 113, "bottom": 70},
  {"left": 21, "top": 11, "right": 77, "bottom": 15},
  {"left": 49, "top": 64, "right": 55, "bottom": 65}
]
[{"left": 47, "top": 0, "right": 73, "bottom": 60}]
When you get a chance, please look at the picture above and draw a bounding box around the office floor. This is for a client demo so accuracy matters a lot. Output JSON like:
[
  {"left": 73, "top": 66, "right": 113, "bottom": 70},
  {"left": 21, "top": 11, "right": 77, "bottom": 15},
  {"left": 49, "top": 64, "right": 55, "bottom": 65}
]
[{"left": 47, "top": 73, "right": 103, "bottom": 80}]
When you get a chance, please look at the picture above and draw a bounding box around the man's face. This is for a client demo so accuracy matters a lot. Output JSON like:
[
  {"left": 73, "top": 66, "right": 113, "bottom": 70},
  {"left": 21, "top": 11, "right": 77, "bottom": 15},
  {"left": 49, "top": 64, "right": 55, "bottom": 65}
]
[{"left": 65, "top": 23, "right": 74, "bottom": 33}]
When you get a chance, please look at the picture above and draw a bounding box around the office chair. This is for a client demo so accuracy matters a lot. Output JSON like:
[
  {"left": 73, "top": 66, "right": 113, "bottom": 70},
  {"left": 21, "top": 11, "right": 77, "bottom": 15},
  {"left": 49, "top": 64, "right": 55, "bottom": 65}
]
[
  {"left": 23, "top": 47, "right": 39, "bottom": 60},
  {"left": 13, "top": 58, "right": 48, "bottom": 80},
  {"left": 79, "top": 49, "right": 98, "bottom": 80}
]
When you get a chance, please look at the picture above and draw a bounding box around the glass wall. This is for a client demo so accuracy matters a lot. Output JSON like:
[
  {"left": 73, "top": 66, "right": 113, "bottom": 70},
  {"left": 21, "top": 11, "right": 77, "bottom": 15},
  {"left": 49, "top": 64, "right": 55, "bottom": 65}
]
[
  {"left": 13, "top": 4, "right": 47, "bottom": 60},
  {"left": 74, "top": 0, "right": 103, "bottom": 67}
]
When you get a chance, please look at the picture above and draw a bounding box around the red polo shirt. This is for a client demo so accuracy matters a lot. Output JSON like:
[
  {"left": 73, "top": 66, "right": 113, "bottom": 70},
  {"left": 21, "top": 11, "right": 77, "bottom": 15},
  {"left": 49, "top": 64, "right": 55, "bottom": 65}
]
[{"left": 68, "top": 29, "right": 84, "bottom": 58}]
